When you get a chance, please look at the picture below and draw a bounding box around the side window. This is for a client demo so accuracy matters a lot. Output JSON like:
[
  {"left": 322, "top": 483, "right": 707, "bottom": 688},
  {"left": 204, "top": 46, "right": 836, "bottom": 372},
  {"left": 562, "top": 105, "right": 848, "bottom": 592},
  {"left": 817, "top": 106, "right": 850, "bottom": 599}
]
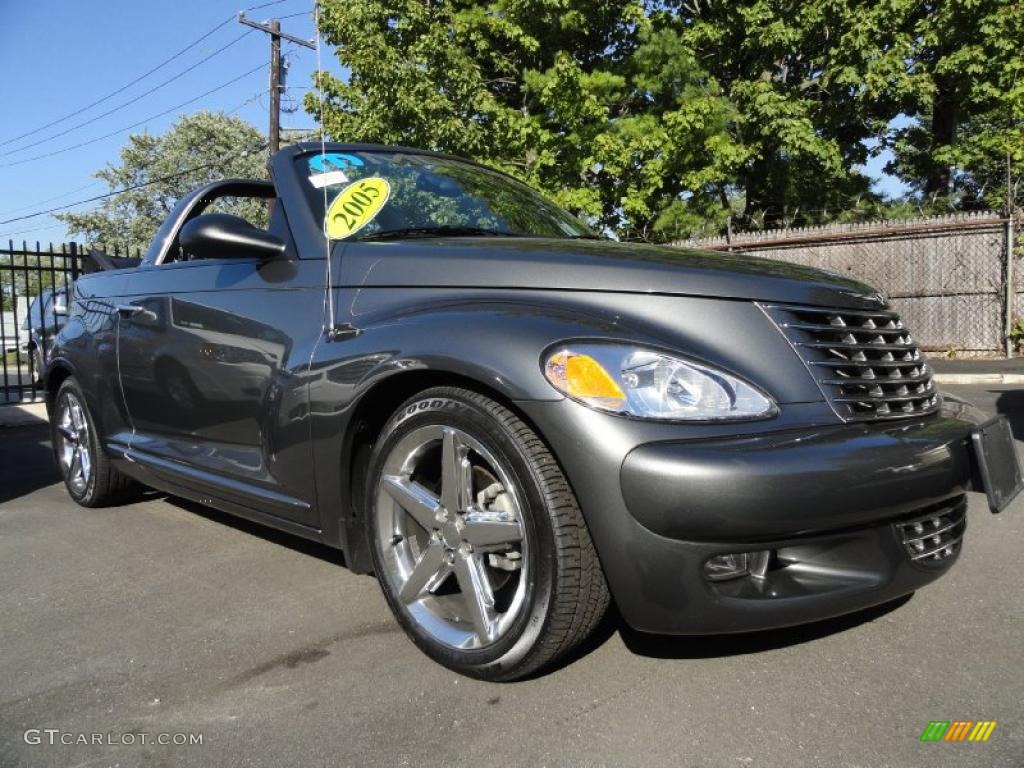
[{"left": 204, "top": 195, "right": 270, "bottom": 231}]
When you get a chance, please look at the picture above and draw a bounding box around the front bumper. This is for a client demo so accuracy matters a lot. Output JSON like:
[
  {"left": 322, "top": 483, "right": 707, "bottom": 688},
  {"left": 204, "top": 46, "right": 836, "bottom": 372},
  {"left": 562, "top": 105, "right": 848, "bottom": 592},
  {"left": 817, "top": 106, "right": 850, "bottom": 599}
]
[{"left": 518, "top": 396, "right": 989, "bottom": 635}]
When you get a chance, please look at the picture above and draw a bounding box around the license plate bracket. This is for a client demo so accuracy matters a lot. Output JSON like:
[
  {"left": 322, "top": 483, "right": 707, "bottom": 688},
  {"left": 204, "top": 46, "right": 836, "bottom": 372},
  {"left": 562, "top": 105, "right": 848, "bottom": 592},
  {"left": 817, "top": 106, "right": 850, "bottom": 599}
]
[{"left": 971, "top": 415, "right": 1023, "bottom": 513}]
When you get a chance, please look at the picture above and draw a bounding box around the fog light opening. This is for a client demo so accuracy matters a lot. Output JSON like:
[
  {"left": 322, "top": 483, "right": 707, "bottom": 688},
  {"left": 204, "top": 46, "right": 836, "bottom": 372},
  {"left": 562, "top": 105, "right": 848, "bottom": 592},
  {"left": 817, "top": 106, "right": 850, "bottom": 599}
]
[{"left": 704, "top": 550, "right": 773, "bottom": 582}]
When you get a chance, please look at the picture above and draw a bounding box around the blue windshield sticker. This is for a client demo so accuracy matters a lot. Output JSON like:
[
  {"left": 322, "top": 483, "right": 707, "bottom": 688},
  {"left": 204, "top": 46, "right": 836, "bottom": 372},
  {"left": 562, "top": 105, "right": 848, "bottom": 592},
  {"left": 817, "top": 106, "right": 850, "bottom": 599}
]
[{"left": 308, "top": 153, "right": 364, "bottom": 173}]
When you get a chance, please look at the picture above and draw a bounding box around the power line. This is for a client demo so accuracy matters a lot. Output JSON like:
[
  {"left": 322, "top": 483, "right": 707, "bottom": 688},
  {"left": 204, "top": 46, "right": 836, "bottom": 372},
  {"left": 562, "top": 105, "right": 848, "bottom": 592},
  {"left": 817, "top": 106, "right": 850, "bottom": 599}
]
[
  {"left": 225, "top": 88, "right": 271, "bottom": 116},
  {"left": 0, "top": 141, "right": 269, "bottom": 228},
  {"left": 0, "top": 120, "right": 263, "bottom": 239},
  {"left": 237, "top": 12, "right": 315, "bottom": 156},
  {"left": 0, "top": 0, "right": 294, "bottom": 150},
  {"left": 0, "top": 88, "right": 270, "bottom": 234},
  {"left": 246, "top": 0, "right": 291, "bottom": 10},
  {"left": 0, "top": 221, "right": 68, "bottom": 242},
  {"left": 0, "top": 19, "right": 235, "bottom": 149},
  {"left": 0, "top": 180, "right": 102, "bottom": 219},
  {"left": 0, "top": 65, "right": 266, "bottom": 170},
  {"left": 0, "top": 30, "right": 254, "bottom": 158}
]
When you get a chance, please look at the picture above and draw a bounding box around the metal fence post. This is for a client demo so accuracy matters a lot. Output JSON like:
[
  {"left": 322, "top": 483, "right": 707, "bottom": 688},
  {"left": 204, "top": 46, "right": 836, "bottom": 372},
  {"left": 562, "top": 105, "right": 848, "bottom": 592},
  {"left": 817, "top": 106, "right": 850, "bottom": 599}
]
[
  {"left": 0, "top": 241, "right": 85, "bottom": 406},
  {"left": 1007, "top": 217, "right": 1016, "bottom": 358}
]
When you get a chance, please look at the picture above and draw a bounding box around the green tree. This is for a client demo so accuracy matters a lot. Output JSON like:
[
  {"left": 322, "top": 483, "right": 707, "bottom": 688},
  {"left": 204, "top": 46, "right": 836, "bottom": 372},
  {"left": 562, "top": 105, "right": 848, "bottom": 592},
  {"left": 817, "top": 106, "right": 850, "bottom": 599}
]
[
  {"left": 58, "top": 112, "right": 267, "bottom": 254},
  {"left": 310, "top": 0, "right": 745, "bottom": 241},
  {"left": 668, "top": 0, "right": 920, "bottom": 226},
  {"left": 883, "top": 0, "right": 1024, "bottom": 210},
  {"left": 311, "top": 0, "right": 909, "bottom": 239},
  {"left": 311, "top": 0, "right": 1022, "bottom": 238}
]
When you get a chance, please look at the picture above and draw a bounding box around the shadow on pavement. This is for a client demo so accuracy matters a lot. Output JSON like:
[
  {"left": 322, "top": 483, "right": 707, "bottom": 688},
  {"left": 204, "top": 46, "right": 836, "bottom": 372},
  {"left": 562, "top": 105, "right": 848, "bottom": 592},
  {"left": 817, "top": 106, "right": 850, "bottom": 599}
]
[
  {"left": 165, "top": 492, "right": 911, "bottom": 672},
  {"left": 169, "top": 497, "right": 907, "bottom": 672},
  {"left": 163, "top": 495, "right": 348, "bottom": 568},
  {"left": 0, "top": 424, "right": 60, "bottom": 504},
  {"left": 521, "top": 592, "right": 912, "bottom": 678},
  {"left": 615, "top": 594, "right": 912, "bottom": 660},
  {"left": 994, "top": 388, "right": 1024, "bottom": 439},
  {"left": 0, "top": 424, "right": 919, "bottom": 669}
]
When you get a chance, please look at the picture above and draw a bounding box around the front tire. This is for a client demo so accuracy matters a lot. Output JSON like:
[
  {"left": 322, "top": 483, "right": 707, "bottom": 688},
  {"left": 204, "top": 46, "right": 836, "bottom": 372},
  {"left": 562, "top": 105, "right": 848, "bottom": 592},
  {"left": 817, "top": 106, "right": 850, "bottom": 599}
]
[
  {"left": 51, "top": 377, "right": 138, "bottom": 507},
  {"left": 367, "top": 387, "right": 609, "bottom": 680}
]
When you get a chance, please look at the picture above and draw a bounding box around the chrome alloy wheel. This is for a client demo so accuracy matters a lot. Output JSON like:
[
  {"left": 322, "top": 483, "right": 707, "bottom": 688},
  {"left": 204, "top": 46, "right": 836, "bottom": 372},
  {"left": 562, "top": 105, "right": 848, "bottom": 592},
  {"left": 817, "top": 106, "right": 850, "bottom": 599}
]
[
  {"left": 375, "top": 425, "right": 529, "bottom": 650},
  {"left": 55, "top": 391, "right": 93, "bottom": 495}
]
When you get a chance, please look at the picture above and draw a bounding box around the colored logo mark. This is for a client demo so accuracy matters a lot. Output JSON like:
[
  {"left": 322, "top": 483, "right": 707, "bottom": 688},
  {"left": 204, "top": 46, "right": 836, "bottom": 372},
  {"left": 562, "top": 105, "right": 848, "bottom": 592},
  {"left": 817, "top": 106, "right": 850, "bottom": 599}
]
[
  {"left": 308, "top": 152, "right": 364, "bottom": 172},
  {"left": 920, "top": 720, "right": 997, "bottom": 742}
]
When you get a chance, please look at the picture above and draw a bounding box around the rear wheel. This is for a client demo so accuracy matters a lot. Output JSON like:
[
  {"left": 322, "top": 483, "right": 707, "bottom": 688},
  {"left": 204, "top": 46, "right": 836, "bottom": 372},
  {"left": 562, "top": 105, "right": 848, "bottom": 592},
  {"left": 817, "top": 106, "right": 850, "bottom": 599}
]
[
  {"left": 52, "top": 377, "right": 138, "bottom": 507},
  {"left": 367, "top": 387, "right": 609, "bottom": 680}
]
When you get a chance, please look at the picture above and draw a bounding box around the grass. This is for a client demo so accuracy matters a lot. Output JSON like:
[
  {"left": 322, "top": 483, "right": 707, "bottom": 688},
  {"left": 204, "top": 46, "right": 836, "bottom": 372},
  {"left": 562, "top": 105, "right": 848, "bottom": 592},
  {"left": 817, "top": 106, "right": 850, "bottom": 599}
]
[{"left": 3, "top": 350, "right": 25, "bottom": 366}]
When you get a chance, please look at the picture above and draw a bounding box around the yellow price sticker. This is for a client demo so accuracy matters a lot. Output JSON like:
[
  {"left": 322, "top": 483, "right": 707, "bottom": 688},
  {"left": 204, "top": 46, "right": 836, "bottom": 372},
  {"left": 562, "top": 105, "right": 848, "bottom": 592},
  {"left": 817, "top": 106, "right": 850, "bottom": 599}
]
[{"left": 324, "top": 177, "right": 391, "bottom": 239}]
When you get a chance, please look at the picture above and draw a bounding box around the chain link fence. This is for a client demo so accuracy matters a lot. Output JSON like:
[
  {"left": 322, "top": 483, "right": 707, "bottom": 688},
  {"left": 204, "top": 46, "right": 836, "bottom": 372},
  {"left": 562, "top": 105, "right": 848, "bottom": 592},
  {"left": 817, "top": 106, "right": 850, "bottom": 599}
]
[{"left": 675, "top": 212, "right": 1017, "bottom": 357}]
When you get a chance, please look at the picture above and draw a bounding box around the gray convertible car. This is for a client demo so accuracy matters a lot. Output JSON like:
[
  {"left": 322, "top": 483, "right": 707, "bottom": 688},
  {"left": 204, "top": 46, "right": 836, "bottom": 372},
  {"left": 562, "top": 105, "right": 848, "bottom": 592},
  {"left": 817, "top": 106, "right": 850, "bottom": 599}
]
[{"left": 47, "top": 143, "right": 1022, "bottom": 680}]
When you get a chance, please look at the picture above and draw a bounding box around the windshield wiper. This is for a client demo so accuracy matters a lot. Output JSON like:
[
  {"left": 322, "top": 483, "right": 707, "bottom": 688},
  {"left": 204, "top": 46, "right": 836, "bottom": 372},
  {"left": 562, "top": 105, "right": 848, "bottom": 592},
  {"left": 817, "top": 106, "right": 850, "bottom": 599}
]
[{"left": 358, "top": 225, "right": 524, "bottom": 241}]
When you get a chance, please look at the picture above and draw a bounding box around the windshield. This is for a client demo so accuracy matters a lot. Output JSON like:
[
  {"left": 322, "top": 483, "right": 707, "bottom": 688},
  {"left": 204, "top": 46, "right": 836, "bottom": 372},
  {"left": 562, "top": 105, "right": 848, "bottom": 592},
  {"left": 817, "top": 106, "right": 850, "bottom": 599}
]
[{"left": 296, "top": 150, "right": 598, "bottom": 241}]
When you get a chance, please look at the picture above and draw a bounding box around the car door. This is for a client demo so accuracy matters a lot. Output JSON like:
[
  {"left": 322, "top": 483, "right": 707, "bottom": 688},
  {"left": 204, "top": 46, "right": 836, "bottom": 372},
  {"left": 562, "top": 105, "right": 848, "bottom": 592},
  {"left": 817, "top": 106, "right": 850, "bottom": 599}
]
[{"left": 115, "top": 201, "right": 325, "bottom": 528}]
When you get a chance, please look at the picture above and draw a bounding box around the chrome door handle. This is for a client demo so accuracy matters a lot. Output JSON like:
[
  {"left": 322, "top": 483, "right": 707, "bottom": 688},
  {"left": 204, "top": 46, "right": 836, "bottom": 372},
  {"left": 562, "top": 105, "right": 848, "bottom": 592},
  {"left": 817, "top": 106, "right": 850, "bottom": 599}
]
[{"left": 116, "top": 304, "right": 146, "bottom": 318}]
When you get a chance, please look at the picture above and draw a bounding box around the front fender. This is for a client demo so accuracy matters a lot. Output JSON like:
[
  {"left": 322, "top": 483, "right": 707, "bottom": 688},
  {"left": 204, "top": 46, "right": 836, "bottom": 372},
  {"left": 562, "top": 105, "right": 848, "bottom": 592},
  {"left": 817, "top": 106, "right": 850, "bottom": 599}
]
[
  {"left": 347, "top": 295, "right": 636, "bottom": 402},
  {"left": 306, "top": 286, "right": 831, "bottom": 559},
  {"left": 340, "top": 286, "right": 824, "bottom": 406},
  {"left": 47, "top": 292, "right": 129, "bottom": 444},
  {"left": 307, "top": 289, "right": 643, "bottom": 556}
]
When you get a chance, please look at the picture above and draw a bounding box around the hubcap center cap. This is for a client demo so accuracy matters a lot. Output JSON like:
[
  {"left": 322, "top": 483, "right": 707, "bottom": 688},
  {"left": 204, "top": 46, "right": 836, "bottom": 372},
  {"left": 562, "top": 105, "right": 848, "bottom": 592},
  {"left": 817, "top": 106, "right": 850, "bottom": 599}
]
[{"left": 440, "top": 520, "right": 463, "bottom": 549}]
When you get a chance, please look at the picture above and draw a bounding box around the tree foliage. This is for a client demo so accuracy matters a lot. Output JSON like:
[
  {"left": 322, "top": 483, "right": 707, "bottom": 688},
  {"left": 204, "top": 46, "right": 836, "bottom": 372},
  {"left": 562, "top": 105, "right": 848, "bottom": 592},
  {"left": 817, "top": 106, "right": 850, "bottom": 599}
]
[
  {"left": 58, "top": 112, "right": 267, "bottom": 254},
  {"left": 883, "top": 0, "right": 1024, "bottom": 209},
  {"left": 312, "top": 0, "right": 1023, "bottom": 240}
]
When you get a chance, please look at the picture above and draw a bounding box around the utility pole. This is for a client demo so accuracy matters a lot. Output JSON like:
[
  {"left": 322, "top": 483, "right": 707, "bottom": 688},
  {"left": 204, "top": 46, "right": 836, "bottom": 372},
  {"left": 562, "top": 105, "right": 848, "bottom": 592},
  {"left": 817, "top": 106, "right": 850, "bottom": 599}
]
[
  {"left": 269, "top": 19, "right": 281, "bottom": 153},
  {"left": 237, "top": 13, "right": 315, "bottom": 155}
]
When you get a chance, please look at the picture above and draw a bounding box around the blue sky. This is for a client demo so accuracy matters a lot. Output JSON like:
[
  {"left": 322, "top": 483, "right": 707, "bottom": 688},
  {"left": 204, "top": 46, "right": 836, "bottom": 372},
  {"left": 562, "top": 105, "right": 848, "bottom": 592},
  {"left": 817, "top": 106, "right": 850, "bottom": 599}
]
[
  {"left": 0, "top": 2, "right": 910, "bottom": 246},
  {"left": 0, "top": 0, "right": 326, "bottom": 246},
  {"left": 860, "top": 150, "right": 910, "bottom": 200}
]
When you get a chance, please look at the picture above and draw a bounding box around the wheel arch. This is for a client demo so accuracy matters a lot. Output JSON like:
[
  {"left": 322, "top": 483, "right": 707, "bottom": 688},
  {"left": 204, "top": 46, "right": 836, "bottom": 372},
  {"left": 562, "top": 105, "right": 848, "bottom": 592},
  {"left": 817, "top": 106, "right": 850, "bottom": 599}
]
[
  {"left": 44, "top": 360, "right": 76, "bottom": 416},
  {"left": 336, "top": 368, "right": 559, "bottom": 574}
]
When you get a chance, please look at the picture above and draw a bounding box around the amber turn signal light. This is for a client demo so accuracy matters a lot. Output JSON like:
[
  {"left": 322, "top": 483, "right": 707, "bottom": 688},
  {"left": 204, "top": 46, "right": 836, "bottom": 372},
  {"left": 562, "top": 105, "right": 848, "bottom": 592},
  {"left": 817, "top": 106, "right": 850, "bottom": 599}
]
[{"left": 545, "top": 350, "right": 627, "bottom": 409}]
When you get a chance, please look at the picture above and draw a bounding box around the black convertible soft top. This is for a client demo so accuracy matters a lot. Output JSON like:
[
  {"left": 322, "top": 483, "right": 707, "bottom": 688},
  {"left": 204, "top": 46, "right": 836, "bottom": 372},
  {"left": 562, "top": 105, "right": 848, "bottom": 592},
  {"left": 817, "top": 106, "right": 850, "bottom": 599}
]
[{"left": 84, "top": 249, "right": 140, "bottom": 273}]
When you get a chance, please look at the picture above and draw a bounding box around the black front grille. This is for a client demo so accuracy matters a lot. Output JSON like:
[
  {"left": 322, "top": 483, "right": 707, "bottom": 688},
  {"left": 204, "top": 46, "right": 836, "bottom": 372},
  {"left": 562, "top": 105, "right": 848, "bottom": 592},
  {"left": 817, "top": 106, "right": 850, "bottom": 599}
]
[
  {"left": 761, "top": 303, "right": 940, "bottom": 421},
  {"left": 894, "top": 496, "right": 967, "bottom": 568}
]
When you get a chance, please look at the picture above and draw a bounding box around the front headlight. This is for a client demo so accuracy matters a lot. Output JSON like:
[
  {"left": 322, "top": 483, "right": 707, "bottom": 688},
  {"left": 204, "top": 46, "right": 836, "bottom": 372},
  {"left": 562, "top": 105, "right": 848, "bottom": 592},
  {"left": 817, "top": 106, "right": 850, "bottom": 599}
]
[{"left": 543, "top": 343, "right": 776, "bottom": 421}]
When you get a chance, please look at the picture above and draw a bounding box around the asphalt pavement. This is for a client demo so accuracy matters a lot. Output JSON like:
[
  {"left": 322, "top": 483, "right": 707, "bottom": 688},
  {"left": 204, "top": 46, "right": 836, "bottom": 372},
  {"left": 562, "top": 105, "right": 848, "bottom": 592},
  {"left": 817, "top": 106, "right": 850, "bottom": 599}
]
[{"left": 0, "top": 383, "right": 1022, "bottom": 767}]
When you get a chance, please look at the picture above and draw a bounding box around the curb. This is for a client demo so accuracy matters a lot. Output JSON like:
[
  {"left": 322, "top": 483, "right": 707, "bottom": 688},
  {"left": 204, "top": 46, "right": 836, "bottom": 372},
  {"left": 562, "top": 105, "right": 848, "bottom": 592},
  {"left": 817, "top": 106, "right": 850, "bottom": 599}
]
[{"left": 933, "top": 373, "right": 1024, "bottom": 385}]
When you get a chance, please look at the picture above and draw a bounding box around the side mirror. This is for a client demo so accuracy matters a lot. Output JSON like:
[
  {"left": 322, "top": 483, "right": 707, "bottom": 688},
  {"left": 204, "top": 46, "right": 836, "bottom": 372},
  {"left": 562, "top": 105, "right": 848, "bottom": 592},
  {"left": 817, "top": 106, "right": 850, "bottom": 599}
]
[{"left": 179, "top": 213, "right": 286, "bottom": 261}]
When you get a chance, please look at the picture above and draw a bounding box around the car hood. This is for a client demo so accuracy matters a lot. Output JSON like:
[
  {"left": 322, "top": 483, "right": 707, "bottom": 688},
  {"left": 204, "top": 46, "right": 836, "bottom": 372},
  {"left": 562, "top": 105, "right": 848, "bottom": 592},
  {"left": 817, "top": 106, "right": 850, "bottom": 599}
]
[{"left": 339, "top": 237, "right": 885, "bottom": 310}]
